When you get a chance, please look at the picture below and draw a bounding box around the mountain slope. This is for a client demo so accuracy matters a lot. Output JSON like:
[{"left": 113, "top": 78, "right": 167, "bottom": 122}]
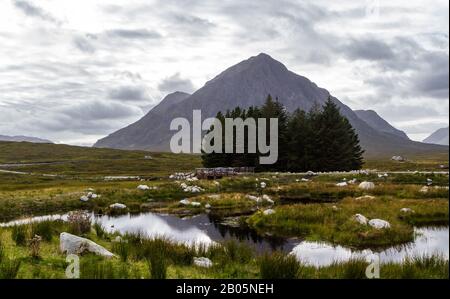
[
  {"left": 354, "top": 110, "right": 409, "bottom": 140},
  {"left": 0, "top": 135, "right": 52, "bottom": 144},
  {"left": 423, "top": 127, "right": 449, "bottom": 145},
  {"left": 95, "top": 53, "right": 448, "bottom": 157}
]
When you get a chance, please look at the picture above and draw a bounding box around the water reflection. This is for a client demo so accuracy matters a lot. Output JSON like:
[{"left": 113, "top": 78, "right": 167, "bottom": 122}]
[
  {"left": 1, "top": 212, "right": 448, "bottom": 266},
  {"left": 290, "top": 227, "right": 449, "bottom": 266}
]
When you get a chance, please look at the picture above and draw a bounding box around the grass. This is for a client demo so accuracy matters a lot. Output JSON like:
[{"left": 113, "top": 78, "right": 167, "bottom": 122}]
[
  {"left": 247, "top": 197, "right": 448, "bottom": 248},
  {"left": 259, "top": 252, "right": 301, "bottom": 279}
]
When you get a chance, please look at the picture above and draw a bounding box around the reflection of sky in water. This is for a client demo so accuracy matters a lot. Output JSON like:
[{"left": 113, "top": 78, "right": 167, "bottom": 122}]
[
  {"left": 1, "top": 212, "right": 448, "bottom": 266},
  {"left": 290, "top": 227, "right": 449, "bottom": 266},
  {"left": 94, "top": 213, "right": 214, "bottom": 246}
]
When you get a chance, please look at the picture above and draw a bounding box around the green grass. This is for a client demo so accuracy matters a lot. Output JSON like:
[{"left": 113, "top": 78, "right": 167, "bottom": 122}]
[{"left": 247, "top": 197, "right": 448, "bottom": 248}]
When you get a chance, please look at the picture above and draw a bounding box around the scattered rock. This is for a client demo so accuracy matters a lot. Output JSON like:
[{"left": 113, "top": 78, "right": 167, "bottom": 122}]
[
  {"left": 359, "top": 181, "right": 375, "bottom": 190},
  {"left": 60, "top": 232, "right": 115, "bottom": 258},
  {"left": 301, "top": 178, "right": 310, "bottom": 182},
  {"left": 348, "top": 178, "right": 358, "bottom": 184},
  {"left": 332, "top": 205, "right": 339, "bottom": 211},
  {"left": 109, "top": 203, "right": 127, "bottom": 209},
  {"left": 205, "top": 204, "right": 211, "bottom": 209},
  {"left": 392, "top": 156, "right": 406, "bottom": 162},
  {"left": 260, "top": 182, "right": 267, "bottom": 188},
  {"left": 191, "top": 202, "right": 201, "bottom": 207},
  {"left": 80, "top": 195, "right": 89, "bottom": 202},
  {"left": 400, "top": 208, "right": 414, "bottom": 213},
  {"left": 193, "top": 257, "right": 213, "bottom": 268},
  {"left": 263, "top": 209, "right": 276, "bottom": 216},
  {"left": 262, "top": 194, "right": 274, "bottom": 204},
  {"left": 368, "top": 219, "right": 391, "bottom": 229},
  {"left": 179, "top": 199, "right": 191, "bottom": 205},
  {"left": 355, "top": 195, "right": 376, "bottom": 200},
  {"left": 353, "top": 214, "right": 368, "bottom": 225},
  {"left": 336, "top": 182, "right": 348, "bottom": 187},
  {"left": 246, "top": 194, "right": 262, "bottom": 203},
  {"left": 137, "top": 185, "right": 150, "bottom": 191},
  {"left": 419, "top": 186, "right": 429, "bottom": 193}
]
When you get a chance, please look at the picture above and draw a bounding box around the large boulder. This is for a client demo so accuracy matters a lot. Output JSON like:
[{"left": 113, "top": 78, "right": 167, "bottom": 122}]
[
  {"left": 60, "top": 232, "right": 115, "bottom": 258},
  {"left": 359, "top": 181, "right": 375, "bottom": 190},
  {"left": 368, "top": 219, "right": 391, "bottom": 229},
  {"left": 353, "top": 214, "right": 368, "bottom": 225}
]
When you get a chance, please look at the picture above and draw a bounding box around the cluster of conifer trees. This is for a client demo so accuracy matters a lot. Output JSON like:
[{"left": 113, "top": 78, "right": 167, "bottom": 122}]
[{"left": 201, "top": 95, "right": 364, "bottom": 172}]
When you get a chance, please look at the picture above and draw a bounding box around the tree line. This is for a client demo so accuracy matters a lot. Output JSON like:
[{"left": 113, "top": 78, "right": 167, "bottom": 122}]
[{"left": 201, "top": 95, "right": 364, "bottom": 172}]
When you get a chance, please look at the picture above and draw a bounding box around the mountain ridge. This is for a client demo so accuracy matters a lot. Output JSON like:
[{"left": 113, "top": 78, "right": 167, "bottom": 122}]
[
  {"left": 94, "top": 53, "right": 448, "bottom": 157},
  {"left": 423, "top": 127, "right": 449, "bottom": 145},
  {"left": 0, "top": 135, "right": 53, "bottom": 144}
]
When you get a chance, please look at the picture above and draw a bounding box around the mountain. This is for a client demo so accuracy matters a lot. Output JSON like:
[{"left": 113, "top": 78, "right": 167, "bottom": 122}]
[
  {"left": 423, "top": 127, "right": 449, "bottom": 145},
  {"left": 0, "top": 135, "right": 52, "bottom": 144},
  {"left": 354, "top": 110, "right": 409, "bottom": 140},
  {"left": 94, "top": 53, "right": 448, "bottom": 157}
]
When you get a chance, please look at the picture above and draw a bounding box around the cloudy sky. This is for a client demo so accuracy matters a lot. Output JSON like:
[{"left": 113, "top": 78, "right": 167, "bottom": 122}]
[{"left": 0, "top": 0, "right": 448, "bottom": 145}]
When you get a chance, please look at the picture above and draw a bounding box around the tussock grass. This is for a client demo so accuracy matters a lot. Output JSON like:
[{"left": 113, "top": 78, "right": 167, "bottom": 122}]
[{"left": 259, "top": 252, "right": 301, "bottom": 279}]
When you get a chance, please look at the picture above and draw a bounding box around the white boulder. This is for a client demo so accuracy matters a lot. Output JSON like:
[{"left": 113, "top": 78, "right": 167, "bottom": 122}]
[
  {"left": 336, "top": 182, "right": 348, "bottom": 187},
  {"left": 137, "top": 185, "right": 150, "bottom": 191},
  {"left": 80, "top": 195, "right": 89, "bottom": 202},
  {"left": 191, "top": 202, "right": 201, "bottom": 207},
  {"left": 109, "top": 203, "right": 127, "bottom": 209},
  {"left": 179, "top": 199, "right": 191, "bottom": 205},
  {"left": 262, "top": 194, "right": 274, "bottom": 204},
  {"left": 400, "top": 208, "right": 414, "bottom": 213},
  {"left": 368, "top": 219, "right": 391, "bottom": 229},
  {"left": 60, "top": 232, "right": 115, "bottom": 258},
  {"left": 263, "top": 209, "right": 276, "bottom": 216},
  {"left": 246, "top": 194, "right": 262, "bottom": 203},
  {"left": 359, "top": 181, "right": 375, "bottom": 190},
  {"left": 353, "top": 214, "right": 368, "bottom": 225},
  {"left": 193, "top": 257, "right": 213, "bottom": 268}
]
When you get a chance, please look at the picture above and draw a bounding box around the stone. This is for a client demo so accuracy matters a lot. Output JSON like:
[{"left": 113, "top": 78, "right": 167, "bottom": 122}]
[
  {"left": 336, "top": 182, "right": 348, "bottom": 187},
  {"left": 262, "top": 194, "right": 274, "bottom": 204},
  {"left": 359, "top": 181, "right": 375, "bottom": 190},
  {"left": 80, "top": 195, "right": 89, "bottom": 202},
  {"left": 179, "top": 199, "right": 191, "bottom": 205},
  {"left": 205, "top": 204, "right": 211, "bottom": 209},
  {"left": 368, "top": 219, "right": 391, "bottom": 229},
  {"left": 60, "top": 232, "right": 115, "bottom": 258},
  {"left": 353, "top": 214, "right": 368, "bottom": 225},
  {"left": 191, "top": 202, "right": 201, "bottom": 207},
  {"left": 355, "top": 195, "right": 375, "bottom": 200},
  {"left": 332, "top": 205, "right": 339, "bottom": 211},
  {"left": 400, "top": 208, "right": 414, "bottom": 213},
  {"left": 109, "top": 203, "right": 127, "bottom": 209},
  {"left": 263, "top": 209, "right": 276, "bottom": 216},
  {"left": 137, "top": 185, "right": 150, "bottom": 190},
  {"left": 419, "top": 186, "right": 429, "bottom": 193},
  {"left": 193, "top": 257, "right": 213, "bottom": 268}
]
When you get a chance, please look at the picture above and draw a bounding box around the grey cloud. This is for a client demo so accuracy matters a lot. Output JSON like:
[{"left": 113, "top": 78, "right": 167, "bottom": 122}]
[
  {"left": 13, "top": 0, "right": 61, "bottom": 25},
  {"left": 108, "top": 86, "right": 149, "bottom": 101},
  {"left": 73, "top": 36, "right": 96, "bottom": 53},
  {"left": 158, "top": 73, "right": 195, "bottom": 93},
  {"left": 106, "top": 29, "right": 162, "bottom": 39},
  {"left": 60, "top": 100, "right": 142, "bottom": 122},
  {"left": 343, "top": 38, "right": 395, "bottom": 61}
]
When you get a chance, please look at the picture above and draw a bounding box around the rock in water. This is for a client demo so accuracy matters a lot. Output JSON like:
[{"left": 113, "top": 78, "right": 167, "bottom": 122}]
[
  {"left": 193, "top": 257, "right": 213, "bottom": 268},
  {"left": 368, "top": 219, "right": 391, "bottom": 229},
  {"left": 359, "top": 181, "right": 375, "bottom": 190},
  {"left": 60, "top": 232, "right": 115, "bottom": 258}
]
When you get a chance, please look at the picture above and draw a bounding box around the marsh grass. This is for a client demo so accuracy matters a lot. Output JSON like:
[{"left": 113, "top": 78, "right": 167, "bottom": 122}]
[
  {"left": 0, "top": 258, "right": 21, "bottom": 279},
  {"left": 67, "top": 211, "right": 91, "bottom": 235},
  {"left": 11, "top": 225, "right": 27, "bottom": 246},
  {"left": 31, "top": 221, "right": 54, "bottom": 242},
  {"left": 259, "top": 252, "right": 301, "bottom": 279},
  {"left": 93, "top": 222, "right": 107, "bottom": 239}
]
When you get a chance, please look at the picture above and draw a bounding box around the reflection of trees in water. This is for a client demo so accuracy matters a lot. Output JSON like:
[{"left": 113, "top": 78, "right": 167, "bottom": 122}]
[{"left": 207, "top": 213, "right": 288, "bottom": 252}]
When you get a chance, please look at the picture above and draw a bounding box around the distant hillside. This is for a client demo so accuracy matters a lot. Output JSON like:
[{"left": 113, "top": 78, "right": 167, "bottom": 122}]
[
  {"left": 0, "top": 135, "right": 52, "bottom": 144},
  {"left": 354, "top": 110, "right": 409, "bottom": 140},
  {"left": 423, "top": 127, "right": 449, "bottom": 145}
]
